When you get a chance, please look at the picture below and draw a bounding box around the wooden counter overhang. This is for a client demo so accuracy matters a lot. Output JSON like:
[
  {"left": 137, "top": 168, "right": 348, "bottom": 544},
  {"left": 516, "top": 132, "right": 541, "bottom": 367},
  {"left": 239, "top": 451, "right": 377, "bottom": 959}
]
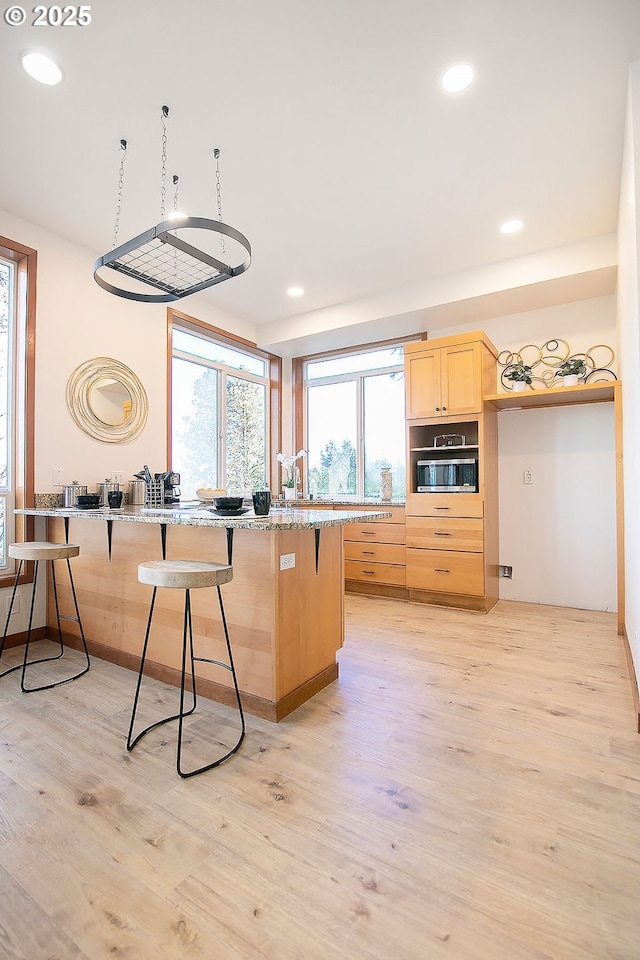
[{"left": 16, "top": 505, "right": 392, "bottom": 721}]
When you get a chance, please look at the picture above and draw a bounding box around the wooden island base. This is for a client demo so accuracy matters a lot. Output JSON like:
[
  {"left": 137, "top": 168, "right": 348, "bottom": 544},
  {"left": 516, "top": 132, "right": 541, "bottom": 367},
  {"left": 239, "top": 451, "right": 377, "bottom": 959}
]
[{"left": 46, "top": 516, "right": 345, "bottom": 721}]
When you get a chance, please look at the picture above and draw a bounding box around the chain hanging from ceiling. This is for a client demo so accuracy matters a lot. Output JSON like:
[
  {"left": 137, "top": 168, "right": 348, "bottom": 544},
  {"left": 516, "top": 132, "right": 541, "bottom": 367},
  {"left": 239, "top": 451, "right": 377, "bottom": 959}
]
[{"left": 93, "top": 106, "right": 251, "bottom": 303}]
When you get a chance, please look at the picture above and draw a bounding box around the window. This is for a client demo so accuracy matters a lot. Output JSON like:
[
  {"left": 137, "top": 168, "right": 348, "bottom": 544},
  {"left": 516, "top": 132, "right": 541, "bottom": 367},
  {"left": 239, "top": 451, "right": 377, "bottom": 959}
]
[
  {"left": 296, "top": 343, "right": 407, "bottom": 499},
  {"left": 169, "top": 313, "right": 281, "bottom": 500},
  {"left": 0, "top": 257, "right": 13, "bottom": 567},
  {"left": 0, "top": 236, "right": 36, "bottom": 584}
]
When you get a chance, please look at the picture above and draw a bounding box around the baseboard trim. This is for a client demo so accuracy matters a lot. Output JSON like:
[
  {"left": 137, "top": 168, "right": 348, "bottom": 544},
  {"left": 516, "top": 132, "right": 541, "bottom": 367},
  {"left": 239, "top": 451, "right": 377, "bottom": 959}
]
[
  {"left": 346, "top": 580, "right": 409, "bottom": 601},
  {"left": 408, "top": 588, "right": 495, "bottom": 613},
  {"left": 58, "top": 631, "right": 337, "bottom": 723},
  {"left": 275, "top": 663, "right": 339, "bottom": 720},
  {"left": 621, "top": 625, "right": 640, "bottom": 734},
  {"left": 0, "top": 627, "right": 47, "bottom": 650}
]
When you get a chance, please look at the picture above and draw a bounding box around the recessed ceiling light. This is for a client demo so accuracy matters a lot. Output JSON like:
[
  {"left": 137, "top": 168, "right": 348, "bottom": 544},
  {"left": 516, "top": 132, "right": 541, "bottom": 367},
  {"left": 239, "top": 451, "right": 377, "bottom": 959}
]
[
  {"left": 21, "top": 51, "right": 63, "bottom": 86},
  {"left": 500, "top": 219, "right": 524, "bottom": 234},
  {"left": 287, "top": 286, "right": 304, "bottom": 297},
  {"left": 441, "top": 63, "right": 474, "bottom": 93}
]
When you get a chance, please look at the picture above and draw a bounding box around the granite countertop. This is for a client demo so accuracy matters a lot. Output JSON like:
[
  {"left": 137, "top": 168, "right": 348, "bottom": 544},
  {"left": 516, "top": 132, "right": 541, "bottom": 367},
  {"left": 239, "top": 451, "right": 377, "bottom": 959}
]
[
  {"left": 279, "top": 497, "right": 405, "bottom": 507},
  {"left": 16, "top": 505, "right": 393, "bottom": 531}
]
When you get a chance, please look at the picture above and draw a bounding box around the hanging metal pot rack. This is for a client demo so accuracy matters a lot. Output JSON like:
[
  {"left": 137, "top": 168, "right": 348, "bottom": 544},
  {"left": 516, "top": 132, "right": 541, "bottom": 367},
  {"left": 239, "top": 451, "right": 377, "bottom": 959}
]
[{"left": 93, "top": 107, "right": 251, "bottom": 303}]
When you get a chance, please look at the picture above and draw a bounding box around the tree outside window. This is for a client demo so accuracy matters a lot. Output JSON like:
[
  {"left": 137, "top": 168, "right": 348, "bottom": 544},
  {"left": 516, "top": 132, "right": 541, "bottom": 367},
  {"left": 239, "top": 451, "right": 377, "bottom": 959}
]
[
  {"left": 303, "top": 346, "right": 406, "bottom": 500},
  {"left": 171, "top": 326, "right": 269, "bottom": 500}
]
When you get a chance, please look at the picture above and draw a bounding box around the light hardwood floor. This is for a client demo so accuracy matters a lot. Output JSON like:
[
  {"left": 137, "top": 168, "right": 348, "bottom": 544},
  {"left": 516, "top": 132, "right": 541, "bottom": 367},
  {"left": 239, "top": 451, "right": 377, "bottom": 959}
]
[{"left": 0, "top": 596, "right": 638, "bottom": 960}]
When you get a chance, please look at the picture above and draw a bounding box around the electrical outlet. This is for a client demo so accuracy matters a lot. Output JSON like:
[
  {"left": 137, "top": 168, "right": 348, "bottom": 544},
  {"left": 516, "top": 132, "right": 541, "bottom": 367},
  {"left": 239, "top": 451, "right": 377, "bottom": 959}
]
[
  {"left": 523, "top": 470, "right": 533, "bottom": 484},
  {"left": 279, "top": 553, "right": 296, "bottom": 570},
  {"left": 112, "top": 470, "right": 125, "bottom": 483},
  {"left": 52, "top": 467, "right": 64, "bottom": 486},
  {"left": 499, "top": 565, "right": 513, "bottom": 579},
  {"left": 6, "top": 593, "right": 20, "bottom": 615}
]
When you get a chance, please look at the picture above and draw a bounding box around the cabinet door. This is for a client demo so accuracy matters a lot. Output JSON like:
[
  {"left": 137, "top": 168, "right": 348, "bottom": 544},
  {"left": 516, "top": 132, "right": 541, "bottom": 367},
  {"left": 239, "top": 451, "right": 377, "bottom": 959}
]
[
  {"left": 347, "top": 523, "right": 406, "bottom": 544},
  {"left": 345, "top": 541, "right": 406, "bottom": 564},
  {"left": 406, "top": 517, "right": 483, "bottom": 552},
  {"left": 441, "top": 342, "right": 482, "bottom": 415},
  {"left": 345, "top": 560, "right": 406, "bottom": 587},
  {"left": 405, "top": 349, "right": 442, "bottom": 418},
  {"left": 406, "top": 548, "right": 484, "bottom": 595}
]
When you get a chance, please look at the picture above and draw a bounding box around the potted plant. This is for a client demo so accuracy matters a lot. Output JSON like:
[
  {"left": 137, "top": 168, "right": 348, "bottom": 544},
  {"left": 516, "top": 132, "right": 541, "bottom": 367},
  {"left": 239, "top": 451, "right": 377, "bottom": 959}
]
[
  {"left": 277, "top": 449, "right": 305, "bottom": 499},
  {"left": 557, "top": 357, "right": 586, "bottom": 386},
  {"left": 504, "top": 362, "right": 533, "bottom": 392}
]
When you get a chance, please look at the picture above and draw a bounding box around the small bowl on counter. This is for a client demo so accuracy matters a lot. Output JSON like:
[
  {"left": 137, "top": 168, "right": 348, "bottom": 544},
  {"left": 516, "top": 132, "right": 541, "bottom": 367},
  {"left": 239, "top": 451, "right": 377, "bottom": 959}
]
[
  {"left": 213, "top": 496, "right": 244, "bottom": 511},
  {"left": 75, "top": 494, "right": 101, "bottom": 510}
]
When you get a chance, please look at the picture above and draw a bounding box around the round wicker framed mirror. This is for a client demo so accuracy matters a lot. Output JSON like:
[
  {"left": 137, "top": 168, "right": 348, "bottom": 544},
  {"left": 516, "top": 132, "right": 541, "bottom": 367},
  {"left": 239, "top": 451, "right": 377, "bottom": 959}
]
[{"left": 66, "top": 357, "right": 148, "bottom": 443}]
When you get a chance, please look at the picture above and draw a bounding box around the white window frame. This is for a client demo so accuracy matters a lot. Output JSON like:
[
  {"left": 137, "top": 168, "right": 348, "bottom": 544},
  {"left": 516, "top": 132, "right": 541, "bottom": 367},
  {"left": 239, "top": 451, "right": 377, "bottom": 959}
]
[
  {"left": 301, "top": 343, "right": 408, "bottom": 500},
  {"left": 0, "top": 255, "right": 16, "bottom": 572},
  {"left": 170, "top": 319, "right": 272, "bottom": 494},
  {"left": 0, "top": 235, "right": 36, "bottom": 588}
]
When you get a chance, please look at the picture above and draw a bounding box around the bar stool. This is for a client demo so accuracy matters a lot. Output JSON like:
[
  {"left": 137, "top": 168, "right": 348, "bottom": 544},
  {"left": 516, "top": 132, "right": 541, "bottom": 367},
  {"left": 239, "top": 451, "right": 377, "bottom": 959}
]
[
  {"left": 0, "top": 542, "right": 90, "bottom": 692},
  {"left": 127, "top": 559, "right": 245, "bottom": 778}
]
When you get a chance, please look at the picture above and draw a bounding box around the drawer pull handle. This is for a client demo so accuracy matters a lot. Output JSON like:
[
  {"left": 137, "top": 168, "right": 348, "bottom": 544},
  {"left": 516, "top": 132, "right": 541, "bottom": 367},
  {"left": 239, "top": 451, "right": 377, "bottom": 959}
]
[
  {"left": 362, "top": 550, "right": 375, "bottom": 555},
  {"left": 433, "top": 507, "right": 450, "bottom": 511},
  {"left": 361, "top": 531, "right": 375, "bottom": 535},
  {"left": 434, "top": 568, "right": 450, "bottom": 574},
  {"left": 433, "top": 532, "right": 451, "bottom": 537},
  {"left": 362, "top": 570, "right": 375, "bottom": 575}
]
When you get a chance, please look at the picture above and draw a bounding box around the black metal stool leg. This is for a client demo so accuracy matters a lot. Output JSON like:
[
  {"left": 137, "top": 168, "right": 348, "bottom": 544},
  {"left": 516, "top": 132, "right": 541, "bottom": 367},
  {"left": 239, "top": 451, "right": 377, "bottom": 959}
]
[
  {"left": 127, "top": 587, "right": 197, "bottom": 753},
  {"left": 217, "top": 584, "right": 246, "bottom": 738},
  {"left": 176, "top": 584, "right": 245, "bottom": 779},
  {"left": 20, "top": 560, "right": 41, "bottom": 690},
  {"left": 49, "top": 559, "right": 66, "bottom": 658},
  {"left": 66, "top": 557, "right": 91, "bottom": 674},
  {"left": 0, "top": 560, "right": 24, "bottom": 678},
  {"left": 20, "top": 558, "right": 91, "bottom": 693}
]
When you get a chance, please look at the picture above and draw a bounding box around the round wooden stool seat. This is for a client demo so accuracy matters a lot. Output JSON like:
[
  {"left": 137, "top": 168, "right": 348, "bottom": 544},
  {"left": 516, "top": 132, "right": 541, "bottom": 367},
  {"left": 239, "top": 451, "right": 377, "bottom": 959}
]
[
  {"left": 9, "top": 542, "right": 80, "bottom": 562},
  {"left": 138, "top": 559, "right": 233, "bottom": 590}
]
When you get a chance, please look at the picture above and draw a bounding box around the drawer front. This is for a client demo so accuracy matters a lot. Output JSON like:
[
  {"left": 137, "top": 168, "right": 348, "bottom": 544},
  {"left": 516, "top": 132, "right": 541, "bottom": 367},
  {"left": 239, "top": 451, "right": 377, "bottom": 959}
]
[
  {"left": 406, "top": 548, "right": 484, "bottom": 596},
  {"left": 406, "top": 493, "right": 483, "bottom": 519},
  {"left": 345, "top": 522, "right": 406, "bottom": 545},
  {"left": 344, "top": 542, "right": 406, "bottom": 564},
  {"left": 345, "top": 560, "right": 406, "bottom": 587},
  {"left": 406, "top": 517, "right": 483, "bottom": 553}
]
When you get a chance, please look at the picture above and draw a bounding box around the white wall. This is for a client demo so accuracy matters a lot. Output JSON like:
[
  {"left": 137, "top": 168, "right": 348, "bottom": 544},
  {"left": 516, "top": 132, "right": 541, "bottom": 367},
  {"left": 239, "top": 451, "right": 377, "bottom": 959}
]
[
  {"left": 497, "top": 404, "right": 616, "bottom": 610},
  {"left": 429, "top": 295, "right": 618, "bottom": 372},
  {"left": 618, "top": 60, "right": 640, "bottom": 700}
]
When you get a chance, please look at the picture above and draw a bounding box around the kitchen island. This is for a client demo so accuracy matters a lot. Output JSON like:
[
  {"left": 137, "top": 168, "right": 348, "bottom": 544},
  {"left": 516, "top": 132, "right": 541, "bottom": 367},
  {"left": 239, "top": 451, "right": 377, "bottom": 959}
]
[{"left": 16, "top": 505, "right": 391, "bottom": 720}]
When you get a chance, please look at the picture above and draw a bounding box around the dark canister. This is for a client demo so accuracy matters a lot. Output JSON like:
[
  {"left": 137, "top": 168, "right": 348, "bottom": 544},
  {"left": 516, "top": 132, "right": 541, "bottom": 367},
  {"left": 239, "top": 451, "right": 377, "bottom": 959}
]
[
  {"left": 107, "top": 490, "right": 123, "bottom": 509},
  {"left": 252, "top": 490, "right": 271, "bottom": 516}
]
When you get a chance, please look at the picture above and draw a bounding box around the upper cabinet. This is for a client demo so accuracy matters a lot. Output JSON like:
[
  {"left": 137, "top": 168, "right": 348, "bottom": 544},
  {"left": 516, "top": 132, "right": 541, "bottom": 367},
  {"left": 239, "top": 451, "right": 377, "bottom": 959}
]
[{"left": 404, "top": 332, "right": 498, "bottom": 419}]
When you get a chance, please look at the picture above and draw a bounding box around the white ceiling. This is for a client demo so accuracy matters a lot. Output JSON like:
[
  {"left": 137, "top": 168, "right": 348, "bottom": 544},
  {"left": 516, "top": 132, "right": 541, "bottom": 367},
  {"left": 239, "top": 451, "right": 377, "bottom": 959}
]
[{"left": 1, "top": 0, "right": 639, "bottom": 343}]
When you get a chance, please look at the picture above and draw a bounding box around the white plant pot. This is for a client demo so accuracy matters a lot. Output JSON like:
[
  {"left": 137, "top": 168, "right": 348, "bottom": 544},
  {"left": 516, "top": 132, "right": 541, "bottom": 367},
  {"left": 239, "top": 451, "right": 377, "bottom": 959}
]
[
  {"left": 562, "top": 374, "right": 579, "bottom": 386},
  {"left": 512, "top": 381, "right": 527, "bottom": 392},
  {"left": 283, "top": 486, "right": 296, "bottom": 500}
]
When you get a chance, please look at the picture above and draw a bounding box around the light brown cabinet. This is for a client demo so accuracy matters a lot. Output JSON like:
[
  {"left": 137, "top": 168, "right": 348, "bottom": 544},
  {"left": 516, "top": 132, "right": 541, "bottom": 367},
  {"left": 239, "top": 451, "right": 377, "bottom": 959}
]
[
  {"left": 404, "top": 331, "right": 499, "bottom": 612},
  {"left": 405, "top": 332, "right": 496, "bottom": 419},
  {"left": 343, "top": 507, "right": 406, "bottom": 597}
]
